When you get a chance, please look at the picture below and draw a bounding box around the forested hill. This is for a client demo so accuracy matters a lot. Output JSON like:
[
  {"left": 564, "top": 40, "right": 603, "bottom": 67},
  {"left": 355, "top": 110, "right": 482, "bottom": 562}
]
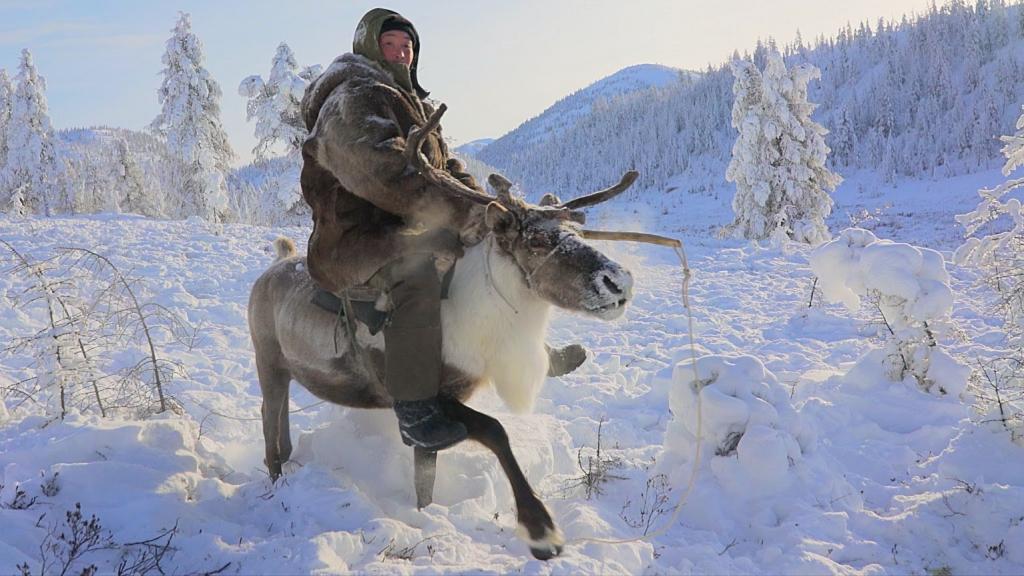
[
  {"left": 476, "top": 0, "right": 1024, "bottom": 199},
  {"left": 467, "top": 64, "right": 687, "bottom": 156}
]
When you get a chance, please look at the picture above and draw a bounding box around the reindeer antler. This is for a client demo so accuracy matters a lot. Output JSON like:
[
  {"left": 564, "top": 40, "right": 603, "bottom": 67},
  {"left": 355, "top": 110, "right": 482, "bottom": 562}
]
[
  {"left": 404, "top": 103, "right": 495, "bottom": 206},
  {"left": 560, "top": 171, "right": 639, "bottom": 210},
  {"left": 489, "top": 173, "right": 588, "bottom": 224}
]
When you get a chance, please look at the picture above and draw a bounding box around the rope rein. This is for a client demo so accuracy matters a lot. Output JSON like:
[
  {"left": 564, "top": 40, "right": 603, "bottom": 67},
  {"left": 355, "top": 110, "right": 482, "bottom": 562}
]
[
  {"left": 485, "top": 235, "right": 520, "bottom": 314},
  {"left": 565, "top": 239, "right": 704, "bottom": 549},
  {"left": 524, "top": 236, "right": 570, "bottom": 289}
]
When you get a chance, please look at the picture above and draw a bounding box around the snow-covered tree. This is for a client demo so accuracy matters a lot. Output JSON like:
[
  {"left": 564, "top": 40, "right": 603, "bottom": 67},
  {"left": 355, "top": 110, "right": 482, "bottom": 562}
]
[
  {"left": 1, "top": 50, "right": 64, "bottom": 216},
  {"left": 812, "top": 228, "right": 968, "bottom": 397},
  {"left": 228, "top": 155, "right": 307, "bottom": 226},
  {"left": 114, "top": 138, "right": 161, "bottom": 217},
  {"left": 151, "top": 12, "right": 234, "bottom": 222},
  {"left": 233, "top": 43, "right": 322, "bottom": 225},
  {"left": 725, "top": 50, "right": 841, "bottom": 245},
  {"left": 0, "top": 69, "right": 11, "bottom": 172},
  {"left": 239, "top": 42, "right": 315, "bottom": 162},
  {"left": 830, "top": 103, "right": 857, "bottom": 167},
  {"left": 955, "top": 101, "right": 1024, "bottom": 337}
]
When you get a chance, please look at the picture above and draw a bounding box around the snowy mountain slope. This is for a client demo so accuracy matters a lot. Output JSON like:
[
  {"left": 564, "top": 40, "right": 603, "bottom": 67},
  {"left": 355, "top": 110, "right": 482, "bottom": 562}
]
[
  {"left": 1, "top": 164, "right": 1022, "bottom": 573},
  {"left": 452, "top": 138, "right": 494, "bottom": 158},
  {"left": 476, "top": 63, "right": 687, "bottom": 156},
  {"left": 477, "top": 2, "right": 1024, "bottom": 200}
]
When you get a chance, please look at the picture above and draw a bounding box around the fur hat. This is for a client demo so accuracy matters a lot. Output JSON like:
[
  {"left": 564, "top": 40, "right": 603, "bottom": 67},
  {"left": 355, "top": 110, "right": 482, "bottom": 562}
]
[
  {"left": 353, "top": 9, "right": 427, "bottom": 98},
  {"left": 379, "top": 15, "right": 419, "bottom": 50}
]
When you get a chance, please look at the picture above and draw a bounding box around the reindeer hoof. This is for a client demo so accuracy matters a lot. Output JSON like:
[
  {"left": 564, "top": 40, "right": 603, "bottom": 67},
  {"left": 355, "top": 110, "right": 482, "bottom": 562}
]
[
  {"left": 529, "top": 542, "right": 563, "bottom": 560},
  {"left": 519, "top": 521, "right": 565, "bottom": 560}
]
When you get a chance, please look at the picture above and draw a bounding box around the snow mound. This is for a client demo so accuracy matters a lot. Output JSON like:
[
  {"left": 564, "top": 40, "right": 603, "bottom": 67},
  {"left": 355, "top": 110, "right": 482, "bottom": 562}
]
[
  {"left": 664, "top": 355, "right": 814, "bottom": 497},
  {"left": 658, "top": 355, "right": 869, "bottom": 572}
]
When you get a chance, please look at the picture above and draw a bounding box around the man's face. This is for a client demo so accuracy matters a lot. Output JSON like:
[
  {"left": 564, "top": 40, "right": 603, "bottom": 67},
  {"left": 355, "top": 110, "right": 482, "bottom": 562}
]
[{"left": 379, "top": 30, "right": 414, "bottom": 67}]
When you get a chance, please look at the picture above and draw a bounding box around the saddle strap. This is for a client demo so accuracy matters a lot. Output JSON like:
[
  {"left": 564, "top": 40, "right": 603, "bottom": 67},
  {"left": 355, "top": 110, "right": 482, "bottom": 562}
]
[{"left": 310, "top": 259, "right": 457, "bottom": 336}]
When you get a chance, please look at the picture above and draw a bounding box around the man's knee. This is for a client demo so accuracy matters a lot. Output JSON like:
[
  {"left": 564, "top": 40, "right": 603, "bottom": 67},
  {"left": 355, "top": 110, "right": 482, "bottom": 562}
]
[{"left": 383, "top": 255, "right": 442, "bottom": 329}]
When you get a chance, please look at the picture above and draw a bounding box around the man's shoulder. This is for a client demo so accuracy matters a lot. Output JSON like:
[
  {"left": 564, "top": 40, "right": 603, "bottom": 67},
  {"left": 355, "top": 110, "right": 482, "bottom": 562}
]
[
  {"left": 319, "top": 53, "right": 391, "bottom": 86},
  {"left": 302, "top": 53, "right": 397, "bottom": 129}
]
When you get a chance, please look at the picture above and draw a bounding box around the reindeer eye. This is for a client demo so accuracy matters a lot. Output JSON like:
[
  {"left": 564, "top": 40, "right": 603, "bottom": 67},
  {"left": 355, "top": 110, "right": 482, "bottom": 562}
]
[{"left": 526, "top": 233, "right": 548, "bottom": 251}]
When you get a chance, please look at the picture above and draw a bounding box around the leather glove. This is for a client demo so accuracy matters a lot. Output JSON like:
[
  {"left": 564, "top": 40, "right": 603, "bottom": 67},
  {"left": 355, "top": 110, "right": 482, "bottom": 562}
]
[
  {"left": 446, "top": 158, "right": 483, "bottom": 191},
  {"left": 459, "top": 203, "right": 489, "bottom": 247}
]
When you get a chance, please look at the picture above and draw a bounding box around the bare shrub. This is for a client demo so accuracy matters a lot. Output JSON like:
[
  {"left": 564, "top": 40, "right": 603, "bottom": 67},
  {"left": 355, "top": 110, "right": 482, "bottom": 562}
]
[
  {"left": 970, "top": 353, "right": 1024, "bottom": 444},
  {"left": 115, "top": 520, "right": 179, "bottom": 576},
  {"left": 619, "top": 472, "right": 673, "bottom": 536},
  {"left": 562, "top": 418, "right": 625, "bottom": 500},
  {"left": 3, "top": 484, "right": 39, "bottom": 510},
  {"left": 17, "top": 503, "right": 115, "bottom": 576},
  {"left": 377, "top": 536, "right": 437, "bottom": 562}
]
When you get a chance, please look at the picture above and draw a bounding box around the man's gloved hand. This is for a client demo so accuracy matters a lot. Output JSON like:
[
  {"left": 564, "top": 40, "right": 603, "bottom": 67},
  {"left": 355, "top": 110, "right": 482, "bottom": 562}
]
[
  {"left": 446, "top": 158, "right": 482, "bottom": 191},
  {"left": 459, "top": 203, "right": 489, "bottom": 247}
]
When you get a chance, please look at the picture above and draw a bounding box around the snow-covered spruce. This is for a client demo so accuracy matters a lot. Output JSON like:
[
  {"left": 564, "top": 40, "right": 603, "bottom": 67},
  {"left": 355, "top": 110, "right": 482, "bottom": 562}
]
[
  {"left": 810, "top": 227, "right": 968, "bottom": 396},
  {"left": 0, "top": 50, "right": 64, "bottom": 217},
  {"left": 233, "top": 42, "right": 320, "bottom": 226},
  {"left": 150, "top": 12, "right": 234, "bottom": 223},
  {"left": 238, "top": 42, "right": 317, "bottom": 163},
  {"left": 724, "top": 49, "right": 840, "bottom": 245},
  {"left": 0, "top": 69, "right": 11, "bottom": 181}
]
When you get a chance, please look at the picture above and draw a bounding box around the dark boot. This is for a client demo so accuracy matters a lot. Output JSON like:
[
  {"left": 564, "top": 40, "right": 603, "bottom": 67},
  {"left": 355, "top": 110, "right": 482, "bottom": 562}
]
[
  {"left": 394, "top": 397, "right": 467, "bottom": 451},
  {"left": 546, "top": 343, "right": 588, "bottom": 377}
]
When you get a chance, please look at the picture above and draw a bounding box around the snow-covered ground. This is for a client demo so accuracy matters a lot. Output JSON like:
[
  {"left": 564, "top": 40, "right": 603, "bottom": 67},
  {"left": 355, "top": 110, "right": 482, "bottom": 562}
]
[{"left": 1, "top": 167, "right": 1023, "bottom": 574}]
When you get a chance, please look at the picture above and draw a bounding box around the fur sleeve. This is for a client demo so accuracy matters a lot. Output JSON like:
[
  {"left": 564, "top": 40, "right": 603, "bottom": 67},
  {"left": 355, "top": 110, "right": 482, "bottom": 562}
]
[{"left": 305, "top": 83, "right": 478, "bottom": 231}]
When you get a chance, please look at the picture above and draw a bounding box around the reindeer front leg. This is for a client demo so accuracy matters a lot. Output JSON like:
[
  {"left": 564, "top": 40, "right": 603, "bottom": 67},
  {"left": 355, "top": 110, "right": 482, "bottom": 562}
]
[{"left": 439, "top": 398, "right": 564, "bottom": 560}]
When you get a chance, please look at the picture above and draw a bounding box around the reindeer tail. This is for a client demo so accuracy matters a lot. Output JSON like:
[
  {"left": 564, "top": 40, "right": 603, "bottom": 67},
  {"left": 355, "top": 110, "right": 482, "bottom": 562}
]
[{"left": 273, "top": 237, "right": 297, "bottom": 262}]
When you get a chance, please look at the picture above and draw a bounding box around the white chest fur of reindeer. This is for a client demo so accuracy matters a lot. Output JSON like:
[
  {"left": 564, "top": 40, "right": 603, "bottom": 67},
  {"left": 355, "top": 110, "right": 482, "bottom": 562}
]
[{"left": 441, "top": 239, "right": 552, "bottom": 413}]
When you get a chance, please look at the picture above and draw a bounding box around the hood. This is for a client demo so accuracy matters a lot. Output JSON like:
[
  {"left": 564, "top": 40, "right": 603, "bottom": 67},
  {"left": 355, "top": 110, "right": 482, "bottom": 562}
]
[{"left": 352, "top": 8, "right": 427, "bottom": 99}]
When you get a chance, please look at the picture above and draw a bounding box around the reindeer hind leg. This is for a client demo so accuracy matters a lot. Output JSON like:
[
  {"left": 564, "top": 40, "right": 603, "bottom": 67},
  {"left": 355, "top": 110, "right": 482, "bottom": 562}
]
[{"left": 255, "top": 342, "right": 292, "bottom": 481}]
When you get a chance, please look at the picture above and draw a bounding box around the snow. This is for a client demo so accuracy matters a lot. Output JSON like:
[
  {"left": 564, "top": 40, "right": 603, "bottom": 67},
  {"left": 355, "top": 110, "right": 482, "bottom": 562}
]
[
  {"left": 452, "top": 138, "right": 494, "bottom": 158},
  {"left": 1, "top": 161, "right": 1022, "bottom": 574}
]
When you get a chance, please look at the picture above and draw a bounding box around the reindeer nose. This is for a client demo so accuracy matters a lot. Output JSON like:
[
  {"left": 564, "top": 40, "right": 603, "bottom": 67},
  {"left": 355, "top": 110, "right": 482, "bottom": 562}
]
[
  {"left": 599, "top": 268, "right": 633, "bottom": 299},
  {"left": 603, "top": 274, "right": 622, "bottom": 295}
]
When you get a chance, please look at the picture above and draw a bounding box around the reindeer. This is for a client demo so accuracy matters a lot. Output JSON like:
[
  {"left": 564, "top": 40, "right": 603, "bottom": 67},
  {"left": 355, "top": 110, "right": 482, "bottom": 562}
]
[{"left": 247, "top": 106, "right": 637, "bottom": 560}]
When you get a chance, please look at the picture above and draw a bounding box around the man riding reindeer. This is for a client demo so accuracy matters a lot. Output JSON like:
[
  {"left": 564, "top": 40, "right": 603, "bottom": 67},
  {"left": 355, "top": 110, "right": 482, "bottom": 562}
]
[{"left": 299, "top": 8, "right": 586, "bottom": 451}]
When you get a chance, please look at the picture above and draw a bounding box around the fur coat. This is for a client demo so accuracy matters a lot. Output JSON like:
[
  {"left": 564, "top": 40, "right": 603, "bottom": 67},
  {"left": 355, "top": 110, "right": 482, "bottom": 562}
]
[{"left": 299, "top": 53, "right": 483, "bottom": 294}]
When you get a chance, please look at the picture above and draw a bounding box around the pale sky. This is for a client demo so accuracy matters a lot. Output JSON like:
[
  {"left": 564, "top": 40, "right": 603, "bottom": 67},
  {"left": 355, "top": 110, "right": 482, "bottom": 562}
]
[{"left": 1, "top": 0, "right": 938, "bottom": 166}]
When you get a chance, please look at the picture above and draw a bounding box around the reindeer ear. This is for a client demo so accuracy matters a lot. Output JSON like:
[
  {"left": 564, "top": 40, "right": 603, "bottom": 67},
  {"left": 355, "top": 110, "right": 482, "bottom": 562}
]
[
  {"left": 539, "top": 193, "right": 561, "bottom": 207},
  {"left": 484, "top": 202, "right": 516, "bottom": 236}
]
